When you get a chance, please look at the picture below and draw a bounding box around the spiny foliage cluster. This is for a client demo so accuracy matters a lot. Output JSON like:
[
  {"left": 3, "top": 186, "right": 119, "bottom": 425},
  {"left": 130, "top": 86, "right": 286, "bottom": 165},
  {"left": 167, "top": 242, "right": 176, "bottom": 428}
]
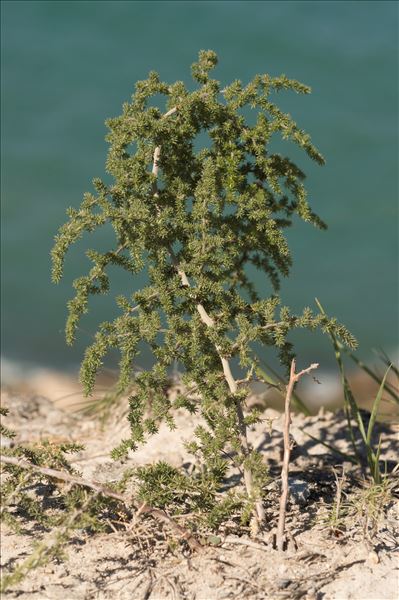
[
  {"left": 51, "top": 51, "right": 356, "bottom": 515},
  {"left": 0, "top": 411, "right": 121, "bottom": 591},
  {"left": 0, "top": 412, "right": 115, "bottom": 532},
  {"left": 0, "top": 411, "right": 244, "bottom": 591}
]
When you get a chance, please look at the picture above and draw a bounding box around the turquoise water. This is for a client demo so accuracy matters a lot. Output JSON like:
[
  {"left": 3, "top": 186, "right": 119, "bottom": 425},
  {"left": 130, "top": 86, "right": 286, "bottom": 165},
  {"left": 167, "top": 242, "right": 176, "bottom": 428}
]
[{"left": 1, "top": 1, "right": 398, "bottom": 373}]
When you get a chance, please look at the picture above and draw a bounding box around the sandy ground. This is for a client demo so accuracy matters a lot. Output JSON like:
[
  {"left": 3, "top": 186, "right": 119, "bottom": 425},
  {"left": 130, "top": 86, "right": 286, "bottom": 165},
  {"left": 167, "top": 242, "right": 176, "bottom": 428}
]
[{"left": 1, "top": 383, "right": 398, "bottom": 600}]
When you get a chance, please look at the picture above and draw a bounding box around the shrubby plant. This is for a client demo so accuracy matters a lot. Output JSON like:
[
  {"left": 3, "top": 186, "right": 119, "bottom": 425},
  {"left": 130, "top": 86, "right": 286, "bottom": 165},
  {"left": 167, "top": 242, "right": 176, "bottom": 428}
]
[{"left": 51, "top": 50, "right": 356, "bottom": 527}]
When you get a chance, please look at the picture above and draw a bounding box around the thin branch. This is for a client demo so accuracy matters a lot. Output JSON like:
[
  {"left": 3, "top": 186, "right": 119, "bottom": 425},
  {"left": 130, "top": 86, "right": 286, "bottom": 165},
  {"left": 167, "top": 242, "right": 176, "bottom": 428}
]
[
  {"left": 115, "top": 292, "right": 160, "bottom": 337},
  {"left": 151, "top": 106, "right": 178, "bottom": 198},
  {"left": 162, "top": 107, "right": 178, "bottom": 119},
  {"left": 295, "top": 363, "right": 319, "bottom": 380},
  {"left": 86, "top": 243, "right": 128, "bottom": 286},
  {"left": 332, "top": 466, "right": 346, "bottom": 527},
  {"left": 223, "top": 535, "right": 269, "bottom": 552},
  {"left": 235, "top": 365, "right": 255, "bottom": 386},
  {"left": 174, "top": 270, "right": 263, "bottom": 517},
  {"left": 169, "top": 248, "right": 265, "bottom": 524},
  {"left": 276, "top": 359, "right": 318, "bottom": 551},
  {"left": 230, "top": 322, "right": 285, "bottom": 352},
  {"left": 1, "top": 455, "right": 127, "bottom": 501},
  {"left": 0, "top": 454, "right": 201, "bottom": 552}
]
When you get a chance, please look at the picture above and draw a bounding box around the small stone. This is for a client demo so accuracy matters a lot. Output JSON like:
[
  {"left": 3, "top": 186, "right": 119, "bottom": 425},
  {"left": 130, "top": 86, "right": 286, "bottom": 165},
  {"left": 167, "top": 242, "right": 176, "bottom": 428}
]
[
  {"left": 218, "top": 590, "right": 233, "bottom": 599},
  {"left": 288, "top": 477, "right": 310, "bottom": 506},
  {"left": 0, "top": 436, "right": 12, "bottom": 448},
  {"left": 278, "top": 564, "right": 287, "bottom": 575},
  {"left": 207, "top": 535, "right": 222, "bottom": 546},
  {"left": 277, "top": 578, "right": 291, "bottom": 589},
  {"left": 368, "top": 550, "right": 379, "bottom": 565}
]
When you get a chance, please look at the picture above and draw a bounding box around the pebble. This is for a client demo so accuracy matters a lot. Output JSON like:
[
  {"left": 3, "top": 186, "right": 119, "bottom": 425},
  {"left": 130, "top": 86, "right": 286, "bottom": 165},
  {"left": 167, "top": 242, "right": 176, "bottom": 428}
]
[
  {"left": 367, "top": 550, "right": 379, "bottom": 565},
  {"left": 0, "top": 436, "right": 12, "bottom": 448},
  {"left": 288, "top": 477, "right": 310, "bottom": 506},
  {"left": 276, "top": 578, "right": 291, "bottom": 589}
]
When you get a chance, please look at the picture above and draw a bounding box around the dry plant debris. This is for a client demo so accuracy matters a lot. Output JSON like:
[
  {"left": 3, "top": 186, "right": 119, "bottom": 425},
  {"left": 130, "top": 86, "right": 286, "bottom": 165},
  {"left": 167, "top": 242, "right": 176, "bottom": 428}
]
[{"left": 1, "top": 386, "right": 398, "bottom": 599}]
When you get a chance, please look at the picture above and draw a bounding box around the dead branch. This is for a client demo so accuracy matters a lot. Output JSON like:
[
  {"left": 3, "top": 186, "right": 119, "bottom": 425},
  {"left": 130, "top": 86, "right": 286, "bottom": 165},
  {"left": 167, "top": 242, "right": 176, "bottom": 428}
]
[
  {"left": 276, "top": 359, "right": 318, "bottom": 551},
  {"left": 222, "top": 535, "right": 269, "bottom": 552},
  {"left": 0, "top": 454, "right": 201, "bottom": 551}
]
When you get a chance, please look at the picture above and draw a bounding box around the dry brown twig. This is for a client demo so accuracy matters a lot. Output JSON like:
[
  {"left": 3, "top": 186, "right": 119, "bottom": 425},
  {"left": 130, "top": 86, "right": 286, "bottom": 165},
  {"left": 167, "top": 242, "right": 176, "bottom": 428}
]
[
  {"left": 332, "top": 466, "right": 346, "bottom": 526},
  {"left": 222, "top": 535, "right": 270, "bottom": 552},
  {"left": 276, "top": 358, "right": 319, "bottom": 551},
  {"left": 0, "top": 454, "right": 201, "bottom": 551}
]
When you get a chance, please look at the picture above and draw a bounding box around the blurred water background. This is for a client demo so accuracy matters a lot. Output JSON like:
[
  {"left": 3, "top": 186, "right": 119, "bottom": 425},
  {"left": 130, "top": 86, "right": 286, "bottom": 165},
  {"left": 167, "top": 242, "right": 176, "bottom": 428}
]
[{"left": 1, "top": 0, "right": 398, "bottom": 380}]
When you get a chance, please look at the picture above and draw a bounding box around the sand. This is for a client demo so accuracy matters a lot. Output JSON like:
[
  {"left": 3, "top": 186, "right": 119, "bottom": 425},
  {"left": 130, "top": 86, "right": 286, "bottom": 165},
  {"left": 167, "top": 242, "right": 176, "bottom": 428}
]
[{"left": 1, "top": 383, "right": 398, "bottom": 599}]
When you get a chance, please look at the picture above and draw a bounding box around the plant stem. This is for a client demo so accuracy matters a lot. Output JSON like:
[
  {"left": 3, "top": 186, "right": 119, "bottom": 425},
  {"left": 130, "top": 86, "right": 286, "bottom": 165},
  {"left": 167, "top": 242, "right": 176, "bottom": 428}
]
[
  {"left": 0, "top": 454, "right": 201, "bottom": 551},
  {"left": 173, "top": 254, "right": 265, "bottom": 525},
  {"left": 151, "top": 108, "right": 264, "bottom": 526},
  {"left": 276, "top": 359, "right": 318, "bottom": 551}
]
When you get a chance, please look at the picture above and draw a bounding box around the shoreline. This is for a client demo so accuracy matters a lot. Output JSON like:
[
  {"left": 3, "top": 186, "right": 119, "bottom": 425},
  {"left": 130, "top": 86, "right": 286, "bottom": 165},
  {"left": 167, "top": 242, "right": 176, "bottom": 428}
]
[{"left": 1, "top": 356, "right": 397, "bottom": 418}]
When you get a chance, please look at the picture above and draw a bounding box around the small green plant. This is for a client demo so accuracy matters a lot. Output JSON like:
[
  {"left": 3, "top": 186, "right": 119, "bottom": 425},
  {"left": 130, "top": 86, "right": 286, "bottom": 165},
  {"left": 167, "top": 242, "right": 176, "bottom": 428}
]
[
  {"left": 0, "top": 424, "right": 121, "bottom": 593},
  {"left": 0, "top": 407, "right": 204, "bottom": 591},
  {"left": 316, "top": 299, "right": 393, "bottom": 484},
  {"left": 51, "top": 50, "right": 356, "bottom": 526},
  {"left": 324, "top": 466, "right": 396, "bottom": 543}
]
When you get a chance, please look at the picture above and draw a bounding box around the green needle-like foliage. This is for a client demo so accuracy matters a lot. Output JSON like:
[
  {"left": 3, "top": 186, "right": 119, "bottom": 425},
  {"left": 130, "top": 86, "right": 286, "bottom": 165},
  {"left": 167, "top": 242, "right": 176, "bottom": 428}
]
[{"left": 51, "top": 50, "right": 356, "bottom": 523}]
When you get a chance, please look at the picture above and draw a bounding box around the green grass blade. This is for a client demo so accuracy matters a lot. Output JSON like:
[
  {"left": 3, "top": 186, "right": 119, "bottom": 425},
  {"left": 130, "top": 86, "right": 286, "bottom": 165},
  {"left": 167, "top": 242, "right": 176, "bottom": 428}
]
[
  {"left": 315, "top": 298, "right": 363, "bottom": 459},
  {"left": 366, "top": 365, "right": 391, "bottom": 445},
  {"left": 372, "top": 434, "right": 383, "bottom": 484},
  {"left": 345, "top": 383, "right": 368, "bottom": 443},
  {"left": 339, "top": 345, "right": 398, "bottom": 404},
  {"left": 375, "top": 348, "right": 399, "bottom": 378},
  {"left": 256, "top": 360, "right": 311, "bottom": 415},
  {"left": 254, "top": 364, "right": 279, "bottom": 387}
]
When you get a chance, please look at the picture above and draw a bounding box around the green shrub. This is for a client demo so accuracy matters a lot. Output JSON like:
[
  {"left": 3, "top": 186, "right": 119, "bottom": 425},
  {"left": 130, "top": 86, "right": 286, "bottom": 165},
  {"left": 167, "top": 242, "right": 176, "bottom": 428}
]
[{"left": 51, "top": 50, "right": 356, "bottom": 526}]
